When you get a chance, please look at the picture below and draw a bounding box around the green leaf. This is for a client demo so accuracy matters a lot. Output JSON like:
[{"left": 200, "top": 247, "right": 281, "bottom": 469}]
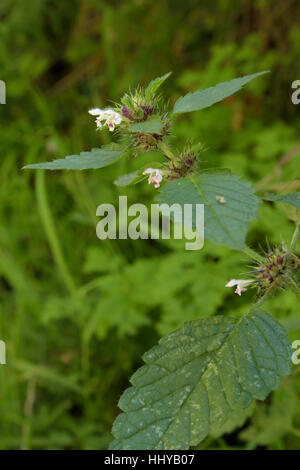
[
  {"left": 264, "top": 192, "right": 300, "bottom": 210},
  {"left": 210, "top": 402, "right": 255, "bottom": 438},
  {"left": 23, "top": 147, "right": 125, "bottom": 170},
  {"left": 156, "top": 170, "right": 260, "bottom": 250},
  {"left": 114, "top": 169, "right": 146, "bottom": 187},
  {"left": 114, "top": 162, "right": 163, "bottom": 187},
  {"left": 173, "top": 71, "right": 269, "bottom": 114},
  {"left": 128, "top": 116, "right": 163, "bottom": 134},
  {"left": 110, "top": 310, "right": 291, "bottom": 450},
  {"left": 145, "top": 72, "right": 172, "bottom": 99}
]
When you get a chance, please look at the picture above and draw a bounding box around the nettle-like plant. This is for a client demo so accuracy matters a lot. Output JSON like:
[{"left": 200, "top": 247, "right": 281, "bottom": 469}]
[{"left": 24, "top": 72, "right": 300, "bottom": 450}]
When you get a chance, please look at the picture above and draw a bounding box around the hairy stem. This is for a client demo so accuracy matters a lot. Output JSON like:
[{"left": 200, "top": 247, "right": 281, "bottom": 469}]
[
  {"left": 243, "top": 246, "right": 265, "bottom": 264},
  {"left": 158, "top": 141, "right": 175, "bottom": 160},
  {"left": 36, "top": 171, "right": 77, "bottom": 298},
  {"left": 285, "top": 273, "right": 300, "bottom": 298},
  {"left": 36, "top": 172, "right": 90, "bottom": 392}
]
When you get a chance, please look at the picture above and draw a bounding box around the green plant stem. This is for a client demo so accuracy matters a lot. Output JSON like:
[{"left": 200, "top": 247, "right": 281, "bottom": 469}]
[
  {"left": 36, "top": 172, "right": 90, "bottom": 393},
  {"left": 289, "top": 213, "right": 300, "bottom": 252},
  {"left": 158, "top": 141, "right": 175, "bottom": 160},
  {"left": 243, "top": 245, "right": 265, "bottom": 264},
  {"left": 285, "top": 273, "right": 300, "bottom": 298},
  {"left": 287, "top": 426, "right": 300, "bottom": 438},
  {"left": 78, "top": 278, "right": 103, "bottom": 297},
  {"left": 36, "top": 171, "right": 78, "bottom": 299}
]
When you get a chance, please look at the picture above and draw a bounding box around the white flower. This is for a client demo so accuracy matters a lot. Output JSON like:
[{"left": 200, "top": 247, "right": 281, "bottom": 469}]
[
  {"left": 225, "top": 279, "right": 253, "bottom": 296},
  {"left": 88, "top": 108, "right": 122, "bottom": 131},
  {"left": 216, "top": 195, "right": 226, "bottom": 204},
  {"left": 143, "top": 168, "right": 163, "bottom": 188}
]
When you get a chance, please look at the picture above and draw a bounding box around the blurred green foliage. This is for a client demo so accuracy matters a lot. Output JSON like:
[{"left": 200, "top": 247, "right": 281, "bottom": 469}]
[{"left": 0, "top": 0, "right": 300, "bottom": 449}]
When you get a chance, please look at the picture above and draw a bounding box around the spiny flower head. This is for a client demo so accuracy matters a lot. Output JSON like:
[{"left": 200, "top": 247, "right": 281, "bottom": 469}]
[
  {"left": 131, "top": 132, "right": 164, "bottom": 152},
  {"left": 113, "top": 83, "right": 171, "bottom": 154},
  {"left": 253, "top": 246, "right": 289, "bottom": 294},
  {"left": 226, "top": 244, "right": 299, "bottom": 297},
  {"left": 118, "top": 86, "right": 161, "bottom": 124},
  {"left": 166, "top": 147, "right": 201, "bottom": 181}
]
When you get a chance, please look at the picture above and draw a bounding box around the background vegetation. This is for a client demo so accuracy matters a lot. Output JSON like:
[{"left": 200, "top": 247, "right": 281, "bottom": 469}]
[{"left": 0, "top": 0, "right": 300, "bottom": 449}]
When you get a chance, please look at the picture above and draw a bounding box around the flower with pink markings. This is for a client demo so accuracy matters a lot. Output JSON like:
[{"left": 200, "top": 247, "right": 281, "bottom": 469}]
[
  {"left": 143, "top": 168, "right": 163, "bottom": 188},
  {"left": 225, "top": 279, "right": 253, "bottom": 296},
  {"left": 88, "top": 108, "right": 122, "bottom": 132}
]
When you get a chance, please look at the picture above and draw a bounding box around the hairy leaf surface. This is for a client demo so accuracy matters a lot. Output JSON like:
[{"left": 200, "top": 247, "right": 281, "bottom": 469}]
[
  {"left": 156, "top": 170, "right": 259, "bottom": 250},
  {"left": 129, "top": 116, "right": 163, "bottom": 134},
  {"left": 173, "top": 71, "right": 269, "bottom": 114},
  {"left": 145, "top": 72, "right": 172, "bottom": 99},
  {"left": 110, "top": 310, "right": 291, "bottom": 450},
  {"left": 23, "top": 148, "right": 125, "bottom": 170},
  {"left": 265, "top": 192, "right": 300, "bottom": 210}
]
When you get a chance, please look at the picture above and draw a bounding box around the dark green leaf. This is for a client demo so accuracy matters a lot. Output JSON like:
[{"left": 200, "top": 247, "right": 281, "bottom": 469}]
[
  {"left": 110, "top": 310, "right": 291, "bottom": 450},
  {"left": 156, "top": 170, "right": 260, "bottom": 250},
  {"left": 173, "top": 71, "right": 269, "bottom": 114},
  {"left": 114, "top": 170, "right": 146, "bottom": 187},
  {"left": 114, "top": 162, "right": 163, "bottom": 187},
  {"left": 23, "top": 148, "right": 125, "bottom": 170},
  {"left": 264, "top": 192, "right": 300, "bottom": 210},
  {"left": 145, "top": 72, "right": 172, "bottom": 99},
  {"left": 129, "top": 116, "right": 163, "bottom": 134}
]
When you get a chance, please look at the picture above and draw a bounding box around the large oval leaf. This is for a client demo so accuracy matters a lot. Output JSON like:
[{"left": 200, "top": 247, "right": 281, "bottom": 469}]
[
  {"left": 23, "top": 147, "right": 125, "bottom": 170},
  {"left": 173, "top": 71, "right": 269, "bottom": 114},
  {"left": 110, "top": 310, "right": 291, "bottom": 450},
  {"left": 156, "top": 170, "right": 260, "bottom": 250}
]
